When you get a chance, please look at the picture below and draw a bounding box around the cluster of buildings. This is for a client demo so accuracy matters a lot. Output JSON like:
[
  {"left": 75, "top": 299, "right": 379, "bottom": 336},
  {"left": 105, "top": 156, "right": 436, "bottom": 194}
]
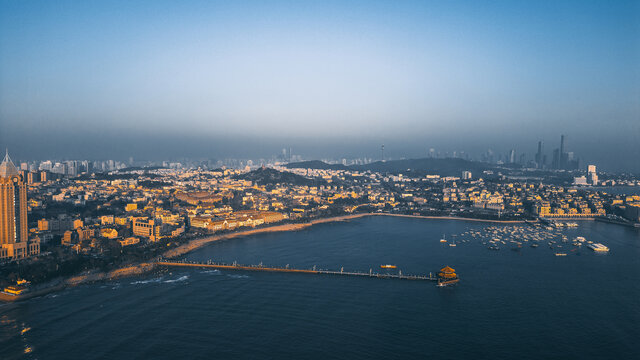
[
  {"left": 0, "top": 152, "right": 40, "bottom": 260},
  {"left": 2, "top": 147, "right": 639, "bottom": 263}
]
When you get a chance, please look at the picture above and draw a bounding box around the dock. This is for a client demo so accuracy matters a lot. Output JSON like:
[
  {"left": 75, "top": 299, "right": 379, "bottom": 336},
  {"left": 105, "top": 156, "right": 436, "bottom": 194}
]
[{"left": 157, "top": 260, "right": 438, "bottom": 282}]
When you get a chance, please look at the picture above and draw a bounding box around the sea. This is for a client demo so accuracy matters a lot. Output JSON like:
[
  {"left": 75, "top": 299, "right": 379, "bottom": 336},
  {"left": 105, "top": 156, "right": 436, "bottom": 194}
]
[{"left": 1, "top": 216, "right": 639, "bottom": 359}]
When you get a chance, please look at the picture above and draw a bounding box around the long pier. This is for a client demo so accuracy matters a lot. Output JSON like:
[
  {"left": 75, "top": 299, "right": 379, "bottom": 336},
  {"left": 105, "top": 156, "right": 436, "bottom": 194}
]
[{"left": 157, "top": 261, "right": 438, "bottom": 282}]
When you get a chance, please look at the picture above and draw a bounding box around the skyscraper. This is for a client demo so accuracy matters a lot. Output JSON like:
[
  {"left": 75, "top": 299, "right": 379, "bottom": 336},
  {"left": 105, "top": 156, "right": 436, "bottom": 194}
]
[
  {"left": 552, "top": 148, "right": 560, "bottom": 169},
  {"left": 587, "top": 165, "right": 598, "bottom": 185},
  {"left": 559, "top": 134, "right": 568, "bottom": 169},
  {"left": 535, "top": 141, "right": 544, "bottom": 168},
  {"left": 0, "top": 151, "right": 39, "bottom": 260}
]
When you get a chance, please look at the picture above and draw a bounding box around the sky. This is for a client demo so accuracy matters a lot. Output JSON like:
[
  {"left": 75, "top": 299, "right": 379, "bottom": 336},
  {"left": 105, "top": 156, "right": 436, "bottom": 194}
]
[{"left": 1, "top": 0, "right": 639, "bottom": 171}]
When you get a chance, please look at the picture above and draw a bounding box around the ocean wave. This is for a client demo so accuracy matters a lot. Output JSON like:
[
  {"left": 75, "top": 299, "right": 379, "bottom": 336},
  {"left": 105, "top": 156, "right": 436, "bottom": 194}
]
[
  {"left": 130, "top": 278, "right": 163, "bottom": 285},
  {"left": 163, "top": 275, "right": 189, "bottom": 283},
  {"left": 202, "top": 270, "right": 221, "bottom": 275},
  {"left": 226, "top": 274, "right": 250, "bottom": 279}
]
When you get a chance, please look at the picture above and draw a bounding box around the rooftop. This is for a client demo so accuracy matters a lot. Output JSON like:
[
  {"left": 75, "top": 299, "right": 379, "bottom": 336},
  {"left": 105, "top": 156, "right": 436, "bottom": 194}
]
[{"left": 0, "top": 149, "right": 19, "bottom": 178}]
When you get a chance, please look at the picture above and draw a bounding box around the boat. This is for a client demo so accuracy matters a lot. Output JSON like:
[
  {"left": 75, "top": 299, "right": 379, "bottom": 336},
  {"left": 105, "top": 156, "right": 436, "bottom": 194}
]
[
  {"left": 449, "top": 242, "right": 456, "bottom": 247},
  {"left": 555, "top": 253, "right": 567, "bottom": 256},
  {"left": 530, "top": 243, "right": 539, "bottom": 248},
  {"left": 380, "top": 264, "right": 397, "bottom": 269},
  {"left": 436, "top": 266, "right": 459, "bottom": 287},
  {"left": 440, "top": 234, "right": 447, "bottom": 243},
  {"left": 488, "top": 245, "right": 500, "bottom": 250},
  {"left": 576, "top": 236, "right": 586, "bottom": 242},
  {"left": 587, "top": 243, "right": 609, "bottom": 252}
]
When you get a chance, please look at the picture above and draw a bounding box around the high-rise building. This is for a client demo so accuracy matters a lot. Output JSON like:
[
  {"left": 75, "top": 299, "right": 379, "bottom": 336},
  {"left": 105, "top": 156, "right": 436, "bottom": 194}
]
[
  {"left": 0, "top": 151, "right": 40, "bottom": 260},
  {"left": 509, "top": 149, "right": 516, "bottom": 164},
  {"left": 587, "top": 165, "right": 598, "bottom": 185},
  {"left": 552, "top": 149, "right": 560, "bottom": 169},
  {"left": 535, "top": 141, "right": 544, "bottom": 168},
  {"left": 461, "top": 171, "right": 472, "bottom": 180}
]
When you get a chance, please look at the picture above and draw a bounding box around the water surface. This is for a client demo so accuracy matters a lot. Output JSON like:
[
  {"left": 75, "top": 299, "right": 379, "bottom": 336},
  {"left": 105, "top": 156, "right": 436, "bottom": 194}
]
[{"left": 1, "top": 216, "right": 639, "bottom": 359}]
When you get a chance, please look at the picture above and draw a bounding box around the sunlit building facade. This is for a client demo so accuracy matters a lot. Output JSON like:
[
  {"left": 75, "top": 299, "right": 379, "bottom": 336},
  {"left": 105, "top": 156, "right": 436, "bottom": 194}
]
[{"left": 0, "top": 151, "right": 40, "bottom": 260}]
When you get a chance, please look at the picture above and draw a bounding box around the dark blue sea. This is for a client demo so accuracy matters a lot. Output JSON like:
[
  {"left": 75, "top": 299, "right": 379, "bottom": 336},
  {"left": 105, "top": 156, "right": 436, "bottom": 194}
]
[{"left": 2, "top": 216, "right": 639, "bottom": 359}]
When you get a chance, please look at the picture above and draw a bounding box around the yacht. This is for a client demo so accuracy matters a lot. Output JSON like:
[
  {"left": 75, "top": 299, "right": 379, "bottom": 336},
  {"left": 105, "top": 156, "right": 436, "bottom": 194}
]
[{"left": 587, "top": 243, "right": 609, "bottom": 252}]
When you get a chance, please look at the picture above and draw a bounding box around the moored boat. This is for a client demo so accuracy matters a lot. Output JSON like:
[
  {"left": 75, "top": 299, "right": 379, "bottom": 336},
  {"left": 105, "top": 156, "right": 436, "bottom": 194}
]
[{"left": 587, "top": 243, "right": 609, "bottom": 252}]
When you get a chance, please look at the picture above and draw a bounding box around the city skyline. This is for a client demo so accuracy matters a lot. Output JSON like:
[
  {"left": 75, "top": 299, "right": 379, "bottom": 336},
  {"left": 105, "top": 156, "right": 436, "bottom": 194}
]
[
  {"left": 0, "top": 134, "right": 629, "bottom": 175},
  {"left": 1, "top": 0, "right": 639, "bottom": 171}
]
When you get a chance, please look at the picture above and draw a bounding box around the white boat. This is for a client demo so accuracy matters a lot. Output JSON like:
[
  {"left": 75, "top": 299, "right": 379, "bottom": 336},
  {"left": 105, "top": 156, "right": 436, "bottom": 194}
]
[{"left": 587, "top": 243, "right": 609, "bottom": 252}]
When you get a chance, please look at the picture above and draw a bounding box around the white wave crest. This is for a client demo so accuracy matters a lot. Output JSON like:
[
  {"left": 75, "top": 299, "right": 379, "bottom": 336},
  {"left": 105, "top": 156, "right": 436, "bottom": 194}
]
[
  {"left": 164, "top": 275, "right": 189, "bottom": 283},
  {"left": 227, "top": 274, "right": 250, "bottom": 279},
  {"left": 130, "top": 278, "right": 163, "bottom": 285}
]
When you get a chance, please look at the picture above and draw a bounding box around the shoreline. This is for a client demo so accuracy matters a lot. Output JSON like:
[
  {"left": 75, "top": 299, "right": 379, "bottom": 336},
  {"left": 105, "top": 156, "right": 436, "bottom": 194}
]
[
  {"left": 1, "top": 213, "right": 531, "bottom": 302},
  {"left": 162, "top": 212, "right": 531, "bottom": 259}
]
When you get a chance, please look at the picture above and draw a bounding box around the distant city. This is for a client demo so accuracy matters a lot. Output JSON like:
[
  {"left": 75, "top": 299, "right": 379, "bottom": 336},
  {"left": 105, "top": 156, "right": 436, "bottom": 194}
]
[{"left": 8, "top": 134, "right": 634, "bottom": 179}]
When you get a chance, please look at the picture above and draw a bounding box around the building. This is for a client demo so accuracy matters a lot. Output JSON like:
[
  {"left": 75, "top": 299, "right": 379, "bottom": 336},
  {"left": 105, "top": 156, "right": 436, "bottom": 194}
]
[
  {"left": 535, "top": 141, "right": 544, "bottom": 168},
  {"left": 461, "top": 171, "right": 472, "bottom": 180},
  {"left": 573, "top": 176, "right": 588, "bottom": 186},
  {"left": 1, "top": 151, "right": 40, "bottom": 260},
  {"left": 119, "top": 237, "right": 140, "bottom": 246},
  {"left": 587, "top": 165, "right": 598, "bottom": 185},
  {"left": 133, "top": 217, "right": 161, "bottom": 241},
  {"left": 26, "top": 172, "right": 38, "bottom": 184}
]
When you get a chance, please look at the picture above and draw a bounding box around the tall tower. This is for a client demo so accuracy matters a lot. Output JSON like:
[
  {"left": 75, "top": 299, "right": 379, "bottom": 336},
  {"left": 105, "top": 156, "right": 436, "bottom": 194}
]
[
  {"left": 560, "top": 135, "right": 566, "bottom": 169},
  {"left": 0, "top": 150, "right": 34, "bottom": 260},
  {"left": 536, "top": 141, "right": 544, "bottom": 168}
]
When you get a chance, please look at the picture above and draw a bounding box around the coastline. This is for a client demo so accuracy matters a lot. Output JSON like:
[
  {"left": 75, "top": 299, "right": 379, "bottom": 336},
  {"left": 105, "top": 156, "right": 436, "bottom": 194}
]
[
  {"left": 161, "top": 213, "right": 530, "bottom": 259},
  {"left": 1, "top": 213, "right": 528, "bottom": 302}
]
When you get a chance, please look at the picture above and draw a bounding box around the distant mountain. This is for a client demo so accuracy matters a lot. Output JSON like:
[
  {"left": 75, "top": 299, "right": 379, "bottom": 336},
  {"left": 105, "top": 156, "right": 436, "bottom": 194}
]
[
  {"left": 234, "top": 167, "right": 324, "bottom": 186},
  {"left": 287, "top": 158, "right": 492, "bottom": 177}
]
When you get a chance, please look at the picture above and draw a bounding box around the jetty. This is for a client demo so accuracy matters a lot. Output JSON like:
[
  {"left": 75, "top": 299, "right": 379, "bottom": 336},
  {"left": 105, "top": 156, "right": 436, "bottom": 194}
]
[{"left": 157, "top": 260, "right": 439, "bottom": 282}]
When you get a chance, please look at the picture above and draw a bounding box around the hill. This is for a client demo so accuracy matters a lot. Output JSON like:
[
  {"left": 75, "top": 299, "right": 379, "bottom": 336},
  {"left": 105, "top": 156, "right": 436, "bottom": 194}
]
[
  {"left": 287, "top": 158, "right": 492, "bottom": 177},
  {"left": 286, "top": 160, "right": 348, "bottom": 171},
  {"left": 234, "top": 167, "right": 324, "bottom": 186}
]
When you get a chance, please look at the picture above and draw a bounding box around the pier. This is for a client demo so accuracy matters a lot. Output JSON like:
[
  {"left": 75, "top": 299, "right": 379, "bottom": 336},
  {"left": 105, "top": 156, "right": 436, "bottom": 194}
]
[{"left": 157, "top": 260, "right": 439, "bottom": 282}]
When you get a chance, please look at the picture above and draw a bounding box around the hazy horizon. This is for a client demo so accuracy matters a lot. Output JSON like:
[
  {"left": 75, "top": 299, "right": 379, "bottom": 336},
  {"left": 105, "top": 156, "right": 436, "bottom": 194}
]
[{"left": 1, "top": 0, "right": 639, "bottom": 171}]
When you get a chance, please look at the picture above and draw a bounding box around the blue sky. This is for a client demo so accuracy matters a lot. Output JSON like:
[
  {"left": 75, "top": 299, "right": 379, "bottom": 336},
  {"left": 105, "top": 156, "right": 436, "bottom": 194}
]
[{"left": 1, "top": 0, "right": 638, "bottom": 170}]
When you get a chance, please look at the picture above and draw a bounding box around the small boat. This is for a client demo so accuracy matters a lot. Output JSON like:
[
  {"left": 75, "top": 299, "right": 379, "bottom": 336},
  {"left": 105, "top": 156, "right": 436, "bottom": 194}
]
[
  {"left": 530, "top": 243, "right": 539, "bottom": 248},
  {"left": 440, "top": 234, "right": 447, "bottom": 243},
  {"left": 380, "top": 264, "right": 397, "bottom": 269},
  {"left": 21, "top": 327, "right": 31, "bottom": 335},
  {"left": 555, "top": 253, "right": 567, "bottom": 256},
  {"left": 449, "top": 242, "right": 457, "bottom": 247},
  {"left": 488, "top": 245, "right": 500, "bottom": 250},
  {"left": 587, "top": 243, "right": 609, "bottom": 252}
]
